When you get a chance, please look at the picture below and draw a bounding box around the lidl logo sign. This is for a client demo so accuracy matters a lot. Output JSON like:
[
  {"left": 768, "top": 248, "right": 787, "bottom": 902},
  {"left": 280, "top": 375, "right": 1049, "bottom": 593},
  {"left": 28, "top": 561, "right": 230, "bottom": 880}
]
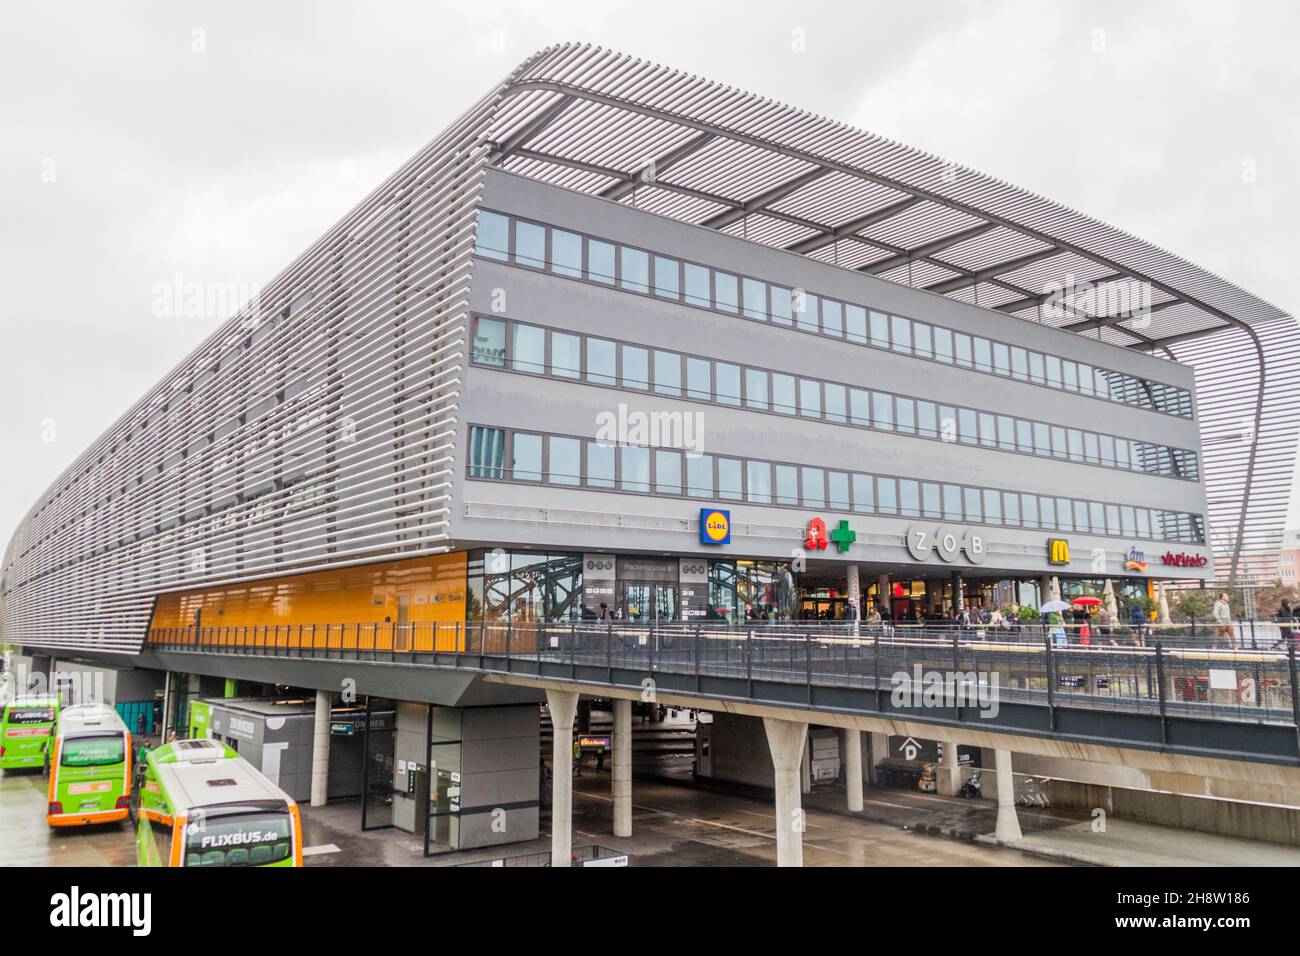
[
  {"left": 1048, "top": 538, "right": 1071, "bottom": 566},
  {"left": 699, "top": 509, "right": 731, "bottom": 545}
]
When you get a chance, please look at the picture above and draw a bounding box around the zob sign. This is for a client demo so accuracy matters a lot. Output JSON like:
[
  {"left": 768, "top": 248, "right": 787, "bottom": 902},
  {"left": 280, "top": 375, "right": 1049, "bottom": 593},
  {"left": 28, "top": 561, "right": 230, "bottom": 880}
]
[{"left": 905, "top": 524, "right": 987, "bottom": 565}]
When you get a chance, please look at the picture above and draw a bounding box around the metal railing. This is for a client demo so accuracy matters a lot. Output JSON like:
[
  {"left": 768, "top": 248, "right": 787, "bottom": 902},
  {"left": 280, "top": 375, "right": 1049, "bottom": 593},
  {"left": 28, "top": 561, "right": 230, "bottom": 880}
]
[{"left": 147, "top": 618, "right": 1300, "bottom": 732}]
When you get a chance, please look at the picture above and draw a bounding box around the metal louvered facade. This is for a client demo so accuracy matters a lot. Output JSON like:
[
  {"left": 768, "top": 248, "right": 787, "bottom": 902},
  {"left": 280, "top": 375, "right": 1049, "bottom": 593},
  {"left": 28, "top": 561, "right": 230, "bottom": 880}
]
[
  {"left": 0, "top": 82, "right": 505, "bottom": 654},
  {"left": 2, "top": 43, "right": 1292, "bottom": 656}
]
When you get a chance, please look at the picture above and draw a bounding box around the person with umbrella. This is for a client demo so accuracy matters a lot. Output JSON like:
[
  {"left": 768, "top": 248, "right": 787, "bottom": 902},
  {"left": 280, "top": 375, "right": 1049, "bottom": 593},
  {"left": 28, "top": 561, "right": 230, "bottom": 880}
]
[{"left": 1041, "top": 599, "right": 1070, "bottom": 646}]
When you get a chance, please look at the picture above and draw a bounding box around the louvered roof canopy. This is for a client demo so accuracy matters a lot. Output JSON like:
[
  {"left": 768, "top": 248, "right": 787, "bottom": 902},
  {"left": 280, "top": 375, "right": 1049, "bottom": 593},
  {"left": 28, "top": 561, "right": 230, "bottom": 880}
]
[{"left": 486, "top": 44, "right": 1290, "bottom": 351}]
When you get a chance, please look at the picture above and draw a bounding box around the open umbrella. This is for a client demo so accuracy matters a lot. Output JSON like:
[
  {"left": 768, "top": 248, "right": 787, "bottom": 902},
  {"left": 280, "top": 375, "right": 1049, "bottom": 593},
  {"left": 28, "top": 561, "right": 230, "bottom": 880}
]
[
  {"left": 1072, "top": 595, "right": 1102, "bottom": 607},
  {"left": 1040, "top": 600, "right": 1070, "bottom": 613}
]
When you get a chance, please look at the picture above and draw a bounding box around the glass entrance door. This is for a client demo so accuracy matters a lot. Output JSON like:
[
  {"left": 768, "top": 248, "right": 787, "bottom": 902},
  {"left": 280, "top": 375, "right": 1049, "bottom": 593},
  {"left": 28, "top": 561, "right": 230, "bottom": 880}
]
[{"left": 621, "top": 583, "right": 678, "bottom": 622}]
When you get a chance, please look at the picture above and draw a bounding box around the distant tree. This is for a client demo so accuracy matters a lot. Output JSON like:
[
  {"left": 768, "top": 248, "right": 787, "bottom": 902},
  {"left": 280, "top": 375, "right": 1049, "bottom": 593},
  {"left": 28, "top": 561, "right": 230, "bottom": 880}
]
[
  {"left": 1248, "top": 585, "right": 1298, "bottom": 620},
  {"left": 1172, "top": 591, "right": 1212, "bottom": 622}
]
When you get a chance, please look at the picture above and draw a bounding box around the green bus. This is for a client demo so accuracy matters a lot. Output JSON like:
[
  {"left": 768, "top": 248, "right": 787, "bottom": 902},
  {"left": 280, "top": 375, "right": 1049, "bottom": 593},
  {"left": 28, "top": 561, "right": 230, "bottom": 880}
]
[
  {"left": 132, "top": 738, "right": 303, "bottom": 868},
  {"left": 0, "top": 695, "right": 60, "bottom": 771},
  {"left": 47, "top": 703, "right": 132, "bottom": 827}
]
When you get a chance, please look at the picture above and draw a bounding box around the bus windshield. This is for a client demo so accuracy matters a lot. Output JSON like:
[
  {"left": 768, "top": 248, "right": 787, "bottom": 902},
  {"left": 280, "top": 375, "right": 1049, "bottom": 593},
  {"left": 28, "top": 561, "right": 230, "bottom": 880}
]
[
  {"left": 61, "top": 734, "right": 126, "bottom": 767},
  {"left": 183, "top": 812, "right": 293, "bottom": 867}
]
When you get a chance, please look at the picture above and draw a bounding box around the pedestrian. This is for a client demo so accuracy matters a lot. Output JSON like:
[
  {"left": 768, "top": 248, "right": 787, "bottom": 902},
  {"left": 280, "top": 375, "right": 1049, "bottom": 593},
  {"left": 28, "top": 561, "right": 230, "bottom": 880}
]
[
  {"left": 572, "top": 737, "right": 582, "bottom": 776},
  {"left": 596, "top": 744, "right": 606, "bottom": 773},
  {"left": 135, "top": 712, "right": 146, "bottom": 738},
  {"left": 1129, "top": 602, "right": 1147, "bottom": 643},
  {"left": 1212, "top": 592, "right": 1237, "bottom": 649},
  {"left": 1273, "top": 598, "right": 1294, "bottom": 650}
]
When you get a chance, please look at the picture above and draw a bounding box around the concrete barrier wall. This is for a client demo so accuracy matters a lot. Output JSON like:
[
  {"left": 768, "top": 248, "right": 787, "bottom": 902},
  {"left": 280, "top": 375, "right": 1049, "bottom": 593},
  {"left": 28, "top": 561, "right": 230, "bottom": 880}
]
[{"left": 1047, "top": 779, "right": 1300, "bottom": 847}]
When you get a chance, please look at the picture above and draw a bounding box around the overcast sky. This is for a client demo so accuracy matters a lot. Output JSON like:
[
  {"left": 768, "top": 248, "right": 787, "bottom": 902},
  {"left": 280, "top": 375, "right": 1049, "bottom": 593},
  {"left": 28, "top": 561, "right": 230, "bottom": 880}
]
[{"left": 2, "top": 0, "right": 1297, "bottom": 544}]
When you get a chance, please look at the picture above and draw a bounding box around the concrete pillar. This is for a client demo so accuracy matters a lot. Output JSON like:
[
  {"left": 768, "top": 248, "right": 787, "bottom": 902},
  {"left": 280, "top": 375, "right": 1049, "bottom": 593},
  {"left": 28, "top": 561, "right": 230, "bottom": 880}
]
[
  {"left": 612, "top": 698, "right": 632, "bottom": 838},
  {"left": 576, "top": 698, "right": 592, "bottom": 735},
  {"left": 763, "top": 717, "right": 808, "bottom": 867},
  {"left": 546, "top": 689, "right": 579, "bottom": 867},
  {"left": 867, "top": 732, "right": 889, "bottom": 785},
  {"left": 160, "top": 671, "right": 174, "bottom": 738},
  {"left": 846, "top": 565, "right": 861, "bottom": 636},
  {"left": 994, "top": 749, "right": 1022, "bottom": 844},
  {"left": 843, "top": 728, "right": 864, "bottom": 812},
  {"left": 800, "top": 734, "right": 812, "bottom": 795},
  {"left": 951, "top": 571, "right": 963, "bottom": 612},
  {"left": 877, "top": 574, "right": 890, "bottom": 618},
  {"left": 311, "top": 690, "right": 331, "bottom": 808},
  {"left": 937, "top": 740, "right": 961, "bottom": 796}
]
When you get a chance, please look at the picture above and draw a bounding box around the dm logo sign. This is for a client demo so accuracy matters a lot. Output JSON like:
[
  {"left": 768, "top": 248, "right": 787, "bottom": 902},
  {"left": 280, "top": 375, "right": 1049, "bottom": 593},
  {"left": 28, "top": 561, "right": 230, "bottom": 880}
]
[{"left": 699, "top": 509, "right": 731, "bottom": 545}]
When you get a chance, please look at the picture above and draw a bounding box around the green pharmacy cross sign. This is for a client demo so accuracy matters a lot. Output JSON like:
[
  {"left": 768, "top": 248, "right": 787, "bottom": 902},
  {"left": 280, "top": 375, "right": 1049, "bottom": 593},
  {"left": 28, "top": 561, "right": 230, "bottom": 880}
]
[{"left": 829, "top": 520, "right": 856, "bottom": 553}]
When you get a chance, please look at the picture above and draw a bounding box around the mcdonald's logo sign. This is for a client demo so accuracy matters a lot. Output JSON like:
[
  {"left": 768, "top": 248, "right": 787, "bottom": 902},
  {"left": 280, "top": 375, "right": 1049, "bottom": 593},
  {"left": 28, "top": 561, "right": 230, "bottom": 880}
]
[{"left": 1047, "top": 538, "right": 1071, "bottom": 566}]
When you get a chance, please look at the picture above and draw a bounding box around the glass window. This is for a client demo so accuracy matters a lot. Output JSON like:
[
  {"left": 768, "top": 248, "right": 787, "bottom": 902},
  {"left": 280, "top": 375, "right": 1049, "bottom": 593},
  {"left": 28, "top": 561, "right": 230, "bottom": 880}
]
[
  {"left": 1033, "top": 422, "right": 1051, "bottom": 456},
  {"left": 890, "top": 315, "right": 912, "bottom": 354},
  {"left": 798, "top": 379, "right": 821, "bottom": 418},
  {"left": 548, "top": 437, "right": 581, "bottom": 485},
  {"left": 552, "top": 229, "right": 582, "bottom": 278},
  {"left": 1003, "top": 492, "right": 1020, "bottom": 525},
  {"left": 898, "top": 479, "right": 920, "bottom": 517},
  {"left": 1137, "top": 508, "right": 1151, "bottom": 538},
  {"left": 552, "top": 332, "right": 581, "bottom": 379},
  {"left": 1089, "top": 502, "right": 1105, "bottom": 533},
  {"left": 913, "top": 322, "right": 932, "bottom": 360},
  {"left": 1067, "top": 429, "right": 1084, "bottom": 461},
  {"left": 845, "top": 305, "right": 867, "bottom": 344},
  {"left": 1074, "top": 500, "right": 1089, "bottom": 532},
  {"left": 715, "top": 272, "right": 739, "bottom": 313},
  {"left": 1028, "top": 351, "right": 1045, "bottom": 384},
  {"left": 876, "top": 477, "right": 898, "bottom": 515},
  {"left": 828, "top": 471, "right": 850, "bottom": 510},
  {"left": 822, "top": 299, "right": 843, "bottom": 337},
  {"left": 655, "top": 450, "right": 683, "bottom": 495},
  {"left": 475, "top": 211, "right": 509, "bottom": 261},
  {"left": 1046, "top": 355, "right": 1063, "bottom": 388},
  {"left": 853, "top": 474, "right": 875, "bottom": 513},
  {"left": 796, "top": 292, "right": 819, "bottom": 333},
  {"left": 938, "top": 405, "right": 957, "bottom": 442},
  {"left": 850, "top": 388, "right": 871, "bottom": 426},
  {"left": 742, "top": 277, "right": 767, "bottom": 321},
  {"left": 973, "top": 337, "right": 993, "bottom": 373},
  {"left": 1121, "top": 505, "right": 1136, "bottom": 536},
  {"left": 467, "top": 426, "right": 506, "bottom": 478},
  {"left": 716, "top": 363, "right": 741, "bottom": 406},
  {"left": 621, "top": 445, "right": 650, "bottom": 492},
  {"left": 1084, "top": 432, "right": 1100, "bottom": 464},
  {"left": 472, "top": 317, "right": 506, "bottom": 366},
  {"left": 653, "top": 350, "right": 681, "bottom": 396},
  {"left": 588, "top": 239, "right": 616, "bottom": 284},
  {"left": 745, "top": 368, "right": 769, "bottom": 411},
  {"left": 933, "top": 327, "right": 953, "bottom": 364},
  {"left": 1106, "top": 504, "right": 1121, "bottom": 535},
  {"left": 775, "top": 465, "right": 798, "bottom": 505},
  {"left": 943, "top": 483, "right": 962, "bottom": 520},
  {"left": 684, "top": 263, "right": 710, "bottom": 306},
  {"left": 771, "top": 373, "right": 796, "bottom": 415},
  {"left": 871, "top": 392, "right": 893, "bottom": 431},
  {"left": 896, "top": 398, "right": 916, "bottom": 435},
  {"left": 964, "top": 487, "right": 982, "bottom": 522},
  {"left": 1099, "top": 435, "right": 1116, "bottom": 467},
  {"left": 687, "top": 454, "right": 713, "bottom": 498},
  {"left": 825, "top": 383, "right": 847, "bottom": 423},
  {"left": 983, "top": 489, "right": 1002, "bottom": 523},
  {"left": 917, "top": 401, "right": 938, "bottom": 440},
  {"left": 622, "top": 346, "right": 649, "bottom": 390},
  {"left": 954, "top": 333, "right": 973, "bottom": 367},
  {"left": 993, "top": 342, "right": 1010, "bottom": 376},
  {"left": 978, "top": 412, "right": 996, "bottom": 448},
  {"left": 1051, "top": 426, "right": 1067, "bottom": 459},
  {"left": 620, "top": 247, "right": 649, "bottom": 294},
  {"left": 653, "top": 256, "right": 679, "bottom": 299},
  {"left": 746, "top": 460, "right": 772, "bottom": 504},
  {"left": 1021, "top": 494, "right": 1039, "bottom": 529},
  {"left": 515, "top": 221, "right": 546, "bottom": 269},
  {"left": 1015, "top": 419, "right": 1033, "bottom": 453},
  {"left": 771, "top": 286, "right": 793, "bottom": 326},
  {"left": 1056, "top": 497, "right": 1073, "bottom": 532},
  {"left": 922, "top": 482, "right": 941, "bottom": 519},
  {"left": 959, "top": 408, "right": 978, "bottom": 445},
  {"left": 1010, "top": 347, "right": 1028, "bottom": 380},
  {"left": 869, "top": 310, "right": 890, "bottom": 348},
  {"left": 1062, "top": 361, "right": 1079, "bottom": 392},
  {"left": 686, "top": 357, "right": 711, "bottom": 401},
  {"left": 801, "top": 467, "right": 826, "bottom": 509},
  {"left": 587, "top": 441, "right": 615, "bottom": 488},
  {"left": 1040, "top": 497, "right": 1056, "bottom": 530},
  {"left": 512, "top": 325, "right": 545, "bottom": 374},
  {"left": 718, "top": 458, "right": 742, "bottom": 500},
  {"left": 587, "top": 338, "right": 616, "bottom": 386},
  {"left": 511, "top": 433, "right": 542, "bottom": 481}
]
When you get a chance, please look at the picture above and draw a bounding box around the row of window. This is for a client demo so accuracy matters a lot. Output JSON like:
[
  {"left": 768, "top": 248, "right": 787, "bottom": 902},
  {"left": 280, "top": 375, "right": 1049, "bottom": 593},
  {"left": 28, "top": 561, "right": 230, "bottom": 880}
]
[
  {"left": 474, "top": 210, "right": 1195, "bottom": 419},
  {"left": 471, "top": 317, "right": 1200, "bottom": 481},
  {"left": 465, "top": 425, "right": 1207, "bottom": 544}
]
